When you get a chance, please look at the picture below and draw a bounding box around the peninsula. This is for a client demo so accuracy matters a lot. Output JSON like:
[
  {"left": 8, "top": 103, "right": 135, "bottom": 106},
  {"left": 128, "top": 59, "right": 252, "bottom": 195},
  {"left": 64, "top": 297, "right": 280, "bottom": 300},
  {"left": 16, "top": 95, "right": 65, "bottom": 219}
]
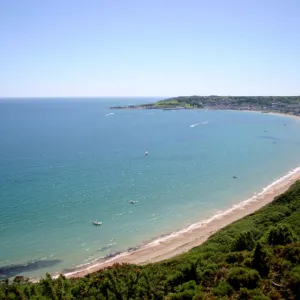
[{"left": 110, "top": 95, "right": 300, "bottom": 116}]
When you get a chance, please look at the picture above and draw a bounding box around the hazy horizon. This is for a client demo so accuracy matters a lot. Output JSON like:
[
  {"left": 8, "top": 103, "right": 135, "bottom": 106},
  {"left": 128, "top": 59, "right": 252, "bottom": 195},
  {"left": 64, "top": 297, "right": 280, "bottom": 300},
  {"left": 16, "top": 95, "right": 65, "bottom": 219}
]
[{"left": 1, "top": 95, "right": 300, "bottom": 100}]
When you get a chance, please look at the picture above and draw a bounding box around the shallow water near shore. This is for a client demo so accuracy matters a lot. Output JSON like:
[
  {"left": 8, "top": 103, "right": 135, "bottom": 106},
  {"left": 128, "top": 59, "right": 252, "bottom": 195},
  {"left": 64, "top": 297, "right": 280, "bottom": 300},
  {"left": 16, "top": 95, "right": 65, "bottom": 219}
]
[{"left": 1, "top": 98, "right": 300, "bottom": 279}]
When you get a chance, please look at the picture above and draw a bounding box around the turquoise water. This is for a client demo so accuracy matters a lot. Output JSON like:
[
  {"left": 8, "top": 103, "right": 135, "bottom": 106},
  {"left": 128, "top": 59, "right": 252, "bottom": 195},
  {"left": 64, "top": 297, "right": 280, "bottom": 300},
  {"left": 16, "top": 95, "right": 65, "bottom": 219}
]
[{"left": 1, "top": 98, "right": 300, "bottom": 279}]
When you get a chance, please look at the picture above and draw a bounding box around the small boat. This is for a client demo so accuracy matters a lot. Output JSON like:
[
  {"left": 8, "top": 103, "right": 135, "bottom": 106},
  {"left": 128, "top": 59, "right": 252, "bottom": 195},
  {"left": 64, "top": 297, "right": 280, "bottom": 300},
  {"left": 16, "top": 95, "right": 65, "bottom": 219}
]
[
  {"left": 144, "top": 151, "right": 148, "bottom": 156},
  {"left": 93, "top": 221, "right": 102, "bottom": 226},
  {"left": 232, "top": 176, "right": 238, "bottom": 179},
  {"left": 130, "top": 200, "right": 135, "bottom": 204}
]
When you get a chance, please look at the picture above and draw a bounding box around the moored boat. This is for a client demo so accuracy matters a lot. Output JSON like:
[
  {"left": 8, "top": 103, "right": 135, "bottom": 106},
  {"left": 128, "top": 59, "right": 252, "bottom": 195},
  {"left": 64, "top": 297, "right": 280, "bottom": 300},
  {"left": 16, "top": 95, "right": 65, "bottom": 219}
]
[{"left": 93, "top": 221, "right": 102, "bottom": 226}]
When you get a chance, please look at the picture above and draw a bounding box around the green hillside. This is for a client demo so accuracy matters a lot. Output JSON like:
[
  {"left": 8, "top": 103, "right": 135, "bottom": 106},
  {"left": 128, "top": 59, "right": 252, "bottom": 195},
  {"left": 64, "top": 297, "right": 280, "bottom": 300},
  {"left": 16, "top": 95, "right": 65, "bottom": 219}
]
[{"left": 1, "top": 181, "right": 300, "bottom": 299}]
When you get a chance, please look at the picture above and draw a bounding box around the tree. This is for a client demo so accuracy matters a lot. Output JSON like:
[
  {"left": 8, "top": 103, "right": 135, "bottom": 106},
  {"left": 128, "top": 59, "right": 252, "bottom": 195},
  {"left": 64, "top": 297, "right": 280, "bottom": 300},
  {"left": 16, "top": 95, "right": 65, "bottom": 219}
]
[
  {"left": 228, "top": 267, "right": 260, "bottom": 290},
  {"left": 252, "top": 243, "right": 269, "bottom": 277},
  {"left": 232, "top": 231, "right": 256, "bottom": 251},
  {"left": 267, "top": 224, "right": 297, "bottom": 246}
]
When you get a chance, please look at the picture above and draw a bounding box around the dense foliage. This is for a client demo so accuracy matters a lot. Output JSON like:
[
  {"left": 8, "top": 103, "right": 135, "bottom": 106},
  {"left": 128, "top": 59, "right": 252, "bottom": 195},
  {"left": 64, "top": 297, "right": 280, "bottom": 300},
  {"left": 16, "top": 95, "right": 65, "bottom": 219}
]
[{"left": 1, "top": 181, "right": 300, "bottom": 299}]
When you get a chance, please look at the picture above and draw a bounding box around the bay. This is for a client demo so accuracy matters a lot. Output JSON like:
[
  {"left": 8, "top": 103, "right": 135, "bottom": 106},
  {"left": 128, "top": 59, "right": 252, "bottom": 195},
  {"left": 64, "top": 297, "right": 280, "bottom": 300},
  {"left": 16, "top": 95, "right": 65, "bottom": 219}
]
[{"left": 1, "top": 98, "right": 300, "bottom": 279}]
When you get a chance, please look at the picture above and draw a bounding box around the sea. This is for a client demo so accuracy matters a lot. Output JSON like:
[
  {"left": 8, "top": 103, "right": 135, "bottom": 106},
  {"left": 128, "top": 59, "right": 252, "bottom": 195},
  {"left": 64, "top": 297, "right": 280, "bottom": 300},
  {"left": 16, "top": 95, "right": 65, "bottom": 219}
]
[{"left": 1, "top": 97, "right": 300, "bottom": 279}]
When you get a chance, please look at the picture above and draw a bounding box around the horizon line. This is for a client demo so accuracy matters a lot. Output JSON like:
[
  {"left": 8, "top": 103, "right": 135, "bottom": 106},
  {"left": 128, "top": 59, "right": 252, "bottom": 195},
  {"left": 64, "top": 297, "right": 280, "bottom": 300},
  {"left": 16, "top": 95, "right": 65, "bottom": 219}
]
[{"left": 0, "top": 95, "right": 300, "bottom": 99}]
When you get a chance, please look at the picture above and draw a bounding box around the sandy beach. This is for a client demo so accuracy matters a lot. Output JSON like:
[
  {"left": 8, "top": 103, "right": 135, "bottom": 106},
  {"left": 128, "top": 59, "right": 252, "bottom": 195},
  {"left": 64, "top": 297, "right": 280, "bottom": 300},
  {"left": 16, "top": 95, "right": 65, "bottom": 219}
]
[{"left": 65, "top": 166, "right": 300, "bottom": 278}]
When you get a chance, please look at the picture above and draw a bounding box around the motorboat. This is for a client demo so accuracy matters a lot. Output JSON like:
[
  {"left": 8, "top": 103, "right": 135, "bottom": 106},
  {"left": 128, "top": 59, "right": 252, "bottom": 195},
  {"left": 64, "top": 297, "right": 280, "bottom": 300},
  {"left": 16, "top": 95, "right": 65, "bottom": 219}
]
[
  {"left": 144, "top": 151, "right": 148, "bottom": 156},
  {"left": 93, "top": 221, "right": 102, "bottom": 226}
]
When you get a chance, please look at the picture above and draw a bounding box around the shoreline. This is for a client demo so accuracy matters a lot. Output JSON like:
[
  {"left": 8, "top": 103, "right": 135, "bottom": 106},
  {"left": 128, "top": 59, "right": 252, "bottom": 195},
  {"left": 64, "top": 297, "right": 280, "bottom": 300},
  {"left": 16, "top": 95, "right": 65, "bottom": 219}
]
[
  {"left": 43, "top": 109, "right": 300, "bottom": 280},
  {"left": 109, "top": 105, "right": 300, "bottom": 118},
  {"left": 64, "top": 166, "right": 300, "bottom": 278},
  {"left": 109, "top": 105, "right": 300, "bottom": 124}
]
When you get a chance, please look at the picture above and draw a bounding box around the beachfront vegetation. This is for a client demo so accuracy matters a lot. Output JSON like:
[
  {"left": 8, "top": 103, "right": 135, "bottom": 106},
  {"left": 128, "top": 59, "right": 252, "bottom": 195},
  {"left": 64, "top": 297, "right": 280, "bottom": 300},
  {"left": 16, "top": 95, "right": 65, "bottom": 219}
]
[{"left": 1, "top": 180, "right": 300, "bottom": 299}]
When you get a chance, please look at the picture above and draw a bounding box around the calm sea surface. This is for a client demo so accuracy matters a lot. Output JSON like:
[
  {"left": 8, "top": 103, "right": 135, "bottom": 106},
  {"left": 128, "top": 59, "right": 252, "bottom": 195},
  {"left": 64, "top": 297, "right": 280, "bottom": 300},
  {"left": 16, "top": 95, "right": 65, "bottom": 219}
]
[{"left": 1, "top": 98, "right": 300, "bottom": 279}]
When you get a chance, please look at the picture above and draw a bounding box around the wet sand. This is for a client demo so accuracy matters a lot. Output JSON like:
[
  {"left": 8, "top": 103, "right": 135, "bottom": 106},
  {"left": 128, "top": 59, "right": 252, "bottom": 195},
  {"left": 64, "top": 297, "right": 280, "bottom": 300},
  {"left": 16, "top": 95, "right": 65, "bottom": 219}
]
[{"left": 65, "top": 167, "right": 300, "bottom": 278}]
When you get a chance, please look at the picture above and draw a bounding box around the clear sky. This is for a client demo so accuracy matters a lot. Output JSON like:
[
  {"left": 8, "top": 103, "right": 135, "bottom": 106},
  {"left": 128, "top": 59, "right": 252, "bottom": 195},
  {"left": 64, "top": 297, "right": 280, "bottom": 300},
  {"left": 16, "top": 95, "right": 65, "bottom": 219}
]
[{"left": 1, "top": 0, "right": 299, "bottom": 97}]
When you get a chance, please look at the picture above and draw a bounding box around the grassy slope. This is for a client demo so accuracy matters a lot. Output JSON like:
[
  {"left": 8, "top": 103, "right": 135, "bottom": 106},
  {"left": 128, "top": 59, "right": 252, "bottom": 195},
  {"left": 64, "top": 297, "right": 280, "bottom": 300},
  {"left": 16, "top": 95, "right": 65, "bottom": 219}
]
[{"left": 1, "top": 181, "right": 300, "bottom": 299}]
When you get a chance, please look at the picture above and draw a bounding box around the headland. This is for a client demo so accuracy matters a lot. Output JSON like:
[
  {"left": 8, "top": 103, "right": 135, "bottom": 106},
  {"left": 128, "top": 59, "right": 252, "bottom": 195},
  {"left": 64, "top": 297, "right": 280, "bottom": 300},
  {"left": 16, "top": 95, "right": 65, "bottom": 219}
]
[{"left": 110, "top": 95, "right": 300, "bottom": 116}]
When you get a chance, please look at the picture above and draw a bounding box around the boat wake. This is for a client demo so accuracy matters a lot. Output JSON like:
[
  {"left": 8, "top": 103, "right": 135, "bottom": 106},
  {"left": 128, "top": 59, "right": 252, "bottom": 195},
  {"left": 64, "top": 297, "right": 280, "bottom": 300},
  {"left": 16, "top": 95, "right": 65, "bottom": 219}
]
[{"left": 190, "top": 121, "right": 209, "bottom": 127}]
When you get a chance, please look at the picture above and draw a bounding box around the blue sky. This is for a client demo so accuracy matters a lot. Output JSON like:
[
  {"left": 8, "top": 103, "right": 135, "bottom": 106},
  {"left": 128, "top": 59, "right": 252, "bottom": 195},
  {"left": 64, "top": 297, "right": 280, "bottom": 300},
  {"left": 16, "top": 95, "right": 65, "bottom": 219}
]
[{"left": 1, "top": 0, "right": 299, "bottom": 97}]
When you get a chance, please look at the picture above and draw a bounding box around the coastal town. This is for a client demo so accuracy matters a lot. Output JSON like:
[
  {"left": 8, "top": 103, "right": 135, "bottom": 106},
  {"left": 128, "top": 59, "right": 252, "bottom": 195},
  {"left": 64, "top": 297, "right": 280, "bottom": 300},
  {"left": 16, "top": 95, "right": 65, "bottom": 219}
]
[{"left": 110, "top": 96, "right": 300, "bottom": 116}]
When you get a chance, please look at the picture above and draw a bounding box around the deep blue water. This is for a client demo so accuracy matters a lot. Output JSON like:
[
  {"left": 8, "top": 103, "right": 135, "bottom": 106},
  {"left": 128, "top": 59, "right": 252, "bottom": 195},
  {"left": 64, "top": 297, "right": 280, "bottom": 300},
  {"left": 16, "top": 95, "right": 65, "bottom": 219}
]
[{"left": 1, "top": 98, "right": 300, "bottom": 279}]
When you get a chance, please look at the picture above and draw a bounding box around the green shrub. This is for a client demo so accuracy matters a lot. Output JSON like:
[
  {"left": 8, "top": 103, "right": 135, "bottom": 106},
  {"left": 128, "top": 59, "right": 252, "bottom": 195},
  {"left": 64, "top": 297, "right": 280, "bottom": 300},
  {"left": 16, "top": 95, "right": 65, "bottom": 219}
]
[
  {"left": 267, "top": 224, "right": 297, "bottom": 245},
  {"left": 208, "top": 234, "right": 233, "bottom": 252},
  {"left": 228, "top": 267, "right": 260, "bottom": 290},
  {"left": 196, "top": 263, "right": 217, "bottom": 286},
  {"left": 170, "top": 280, "right": 196, "bottom": 300},
  {"left": 281, "top": 259, "right": 292, "bottom": 270},
  {"left": 167, "top": 271, "right": 186, "bottom": 288},
  {"left": 213, "top": 281, "right": 233, "bottom": 297},
  {"left": 226, "top": 252, "right": 245, "bottom": 264},
  {"left": 232, "top": 231, "right": 256, "bottom": 251},
  {"left": 252, "top": 242, "right": 269, "bottom": 277},
  {"left": 171, "top": 280, "right": 196, "bottom": 300},
  {"left": 243, "top": 257, "right": 253, "bottom": 268},
  {"left": 170, "top": 288, "right": 196, "bottom": 300},
  {"left": 175, "top": 280, "right": 196, "bottom": 293},
  {"left": 281, "top": 243, "right": 300, "bottom": 263},
  {"left": 288, "top": 265, "right": 300, "bottom": 298},
  {"left": 238, "top": 287, "right": 270, "bottom": 300},
  {"left": 192, "top": 291, "right": 205, "bottom": 300}
]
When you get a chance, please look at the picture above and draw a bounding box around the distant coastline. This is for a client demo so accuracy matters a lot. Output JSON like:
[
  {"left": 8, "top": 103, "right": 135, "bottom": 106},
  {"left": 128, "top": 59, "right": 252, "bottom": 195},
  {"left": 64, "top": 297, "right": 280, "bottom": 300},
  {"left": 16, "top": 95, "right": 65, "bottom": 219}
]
[{"left": 109, "top": 95, "right": 300, "bottom": 116}]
